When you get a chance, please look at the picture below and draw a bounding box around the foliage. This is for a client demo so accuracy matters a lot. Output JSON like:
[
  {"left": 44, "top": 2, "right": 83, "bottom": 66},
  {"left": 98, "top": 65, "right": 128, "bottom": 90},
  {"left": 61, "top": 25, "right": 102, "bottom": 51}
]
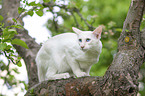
[
  {"left": 0, "top": 16, "right": 28, "bottom": 95},
  {"left": 0, "top": 17, "right": 28, "bottom": 64}
]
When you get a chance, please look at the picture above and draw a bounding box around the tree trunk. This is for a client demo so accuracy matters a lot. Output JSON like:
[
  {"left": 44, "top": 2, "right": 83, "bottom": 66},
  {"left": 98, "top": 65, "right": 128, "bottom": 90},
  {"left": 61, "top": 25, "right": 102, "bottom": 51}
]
[
  {"left": 25, "top": 0, "right": 145, "bottom": 95},
  {"left": 1, "top": 0, "right": 39, "bottom": 88}
]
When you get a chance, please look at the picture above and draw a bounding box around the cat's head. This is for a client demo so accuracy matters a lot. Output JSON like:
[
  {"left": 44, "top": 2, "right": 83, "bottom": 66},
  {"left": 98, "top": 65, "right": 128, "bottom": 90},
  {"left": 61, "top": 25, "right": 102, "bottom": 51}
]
[{"left": 72, "top": 26, "right": 102, "bottom": 51}]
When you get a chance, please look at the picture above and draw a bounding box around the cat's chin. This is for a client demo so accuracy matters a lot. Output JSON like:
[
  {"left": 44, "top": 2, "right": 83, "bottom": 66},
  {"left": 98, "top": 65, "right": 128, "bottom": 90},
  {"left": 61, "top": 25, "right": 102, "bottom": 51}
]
[{"left": 81, "top": 48, "right": 88, "bottom": 52}]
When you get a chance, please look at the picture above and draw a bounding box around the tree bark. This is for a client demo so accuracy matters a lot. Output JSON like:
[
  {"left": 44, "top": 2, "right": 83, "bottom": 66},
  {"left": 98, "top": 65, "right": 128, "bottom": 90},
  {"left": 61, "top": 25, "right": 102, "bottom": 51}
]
[
  {"left": 1, "top": 0, "right": 40, "bottom": 88},
  {"left": 25, "top": 0, "right": 145, "bottom": 95}
]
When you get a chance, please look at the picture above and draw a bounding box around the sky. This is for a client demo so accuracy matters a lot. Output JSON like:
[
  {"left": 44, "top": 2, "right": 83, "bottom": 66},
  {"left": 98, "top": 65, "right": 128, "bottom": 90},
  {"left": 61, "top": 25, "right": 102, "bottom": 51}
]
[
  {"left": 23, "top": 0, "right": 51, "bottom": 44},
  {"left": 23, "top": 12, "right": 51, "bottom": 44}
]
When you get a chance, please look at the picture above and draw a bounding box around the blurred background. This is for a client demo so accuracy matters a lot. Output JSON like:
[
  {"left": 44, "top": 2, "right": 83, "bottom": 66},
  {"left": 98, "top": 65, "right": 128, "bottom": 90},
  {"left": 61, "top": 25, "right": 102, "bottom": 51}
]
[{"left": 0, "top": 0, "right": 145, "bottom": 95}]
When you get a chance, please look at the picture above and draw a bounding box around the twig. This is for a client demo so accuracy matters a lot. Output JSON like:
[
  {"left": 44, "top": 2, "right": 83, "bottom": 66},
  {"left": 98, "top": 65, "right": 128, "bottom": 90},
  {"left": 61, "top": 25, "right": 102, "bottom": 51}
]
[
  {"left": 43, "top": 2, "right": 95, "bottom": 30},
  {"left": 73, "top": 8, "right": 95, "bottom": 30},
  {"left": 3, "top": 51, "right": 20, "bottom": 65},
  {"left": 91, "top": 18, "right": 96, "bottom": 27},
  {"left": 70, "top": 11, "right": 79, "bottom": 28},
  {"left": 48, "top": 4, "right": 59, "bottom": 32},
  {"left": 20, "top": 7, "right": 37, "bottom": 19},
  {"left": 3, "top": 51, "right": 16, "bottom": 64}
]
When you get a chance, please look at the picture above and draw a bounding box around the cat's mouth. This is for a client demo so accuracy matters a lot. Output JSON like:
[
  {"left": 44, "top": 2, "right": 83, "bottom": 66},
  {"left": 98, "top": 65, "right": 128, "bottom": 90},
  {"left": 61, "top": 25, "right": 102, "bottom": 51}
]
[
  {"left": 80, "top": 45, "right": 89, "bottom": 51},
  {"left": 81, "top": 47, "right": 87, "bottom": 51}
]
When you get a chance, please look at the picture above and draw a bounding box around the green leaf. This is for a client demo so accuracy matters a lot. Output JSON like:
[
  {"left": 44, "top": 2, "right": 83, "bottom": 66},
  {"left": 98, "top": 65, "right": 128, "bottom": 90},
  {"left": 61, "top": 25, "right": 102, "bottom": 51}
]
[
  {"left": 30, "top": 88, "right": 34, "bottom": 94},
  {"left": 3, "top": 29, "right": 11, "bottom": 39},
  {"left": 0, "top": 43, "right": 7, "bottom": 51},
  {"left": 2, "top": 28, "right": 17, "bottom": 41},
  {"left": 24, "top": 83, "right": 28, "bottom": 90},
  {"left": 11, "top": 39, "right": 29, "bottom": 49},
  {"left": 16, "top": 25, "right": 24, "bottom": 28},
  {"left": 5, "top": 46, "right": 14, "bottom": 53},
  {"left": 12, "top": 68, "right": 20, "bottom": 74},
  {"left": 115, "top": 28, "right": 122, "bottom": 32},
  {"left": 18, "top": 7, "right": 24, "bottom": 14},
  {"left": 9, "top": 75, "right": 15, "bottom": 81},
  {"left": 12, "top": 18, "right": 17, "bottom": 23},
  {"left": 28, "top": 10, "right": 34, "bottom": 16},
  {"left": 17, "top": 61, "right": 22, "bottom": 67},
  {"left": 125, "top": 29, "right": 129, "bottom": 32},
  {"left": 5, "top": 45, "right": 12, "bottom": 50},
  {"left": 36, "top": 9, "right": 43, "bottom": 17},
  {"left": 29, "top": 1, "right": 36, "bottom": 6},
  {"left": 23, "top": 0, "right": 26, "bottom": 3},
  {"left": 0, "top": 15, "right": 3, "bottom": 22},
  {"left": 17, "top": 57, "right": 22, "bottom": 60},
  {"left": 10, "top": 25, "right": 23, "bottom": 29},
  {"left": 43, "top": 0, "right": 50, "bottom": 3},
  {"left": 8, "top": 29, "right": 17, "bottom": 33},
  {"left": 108, "top": 21, "right": 116, "bottom": 28},
  {"left": 37, "top": 3, "right": 44, "bottom": 7}
]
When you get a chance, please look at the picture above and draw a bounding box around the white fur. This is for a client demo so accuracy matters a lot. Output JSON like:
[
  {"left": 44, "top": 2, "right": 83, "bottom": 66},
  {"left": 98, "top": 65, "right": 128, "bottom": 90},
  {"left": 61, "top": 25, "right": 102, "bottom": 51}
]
[{"left": 36, "top": 26, "right": 102, "bottom": 82}]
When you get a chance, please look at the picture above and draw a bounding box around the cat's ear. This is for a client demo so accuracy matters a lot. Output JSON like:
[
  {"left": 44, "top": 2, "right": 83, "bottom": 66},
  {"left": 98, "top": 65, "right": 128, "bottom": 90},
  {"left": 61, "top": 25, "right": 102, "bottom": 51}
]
[
  {"left": 72, "top": 27, "right": 82, "bottom": 34},
  {"left": 93, "top": 26, "right": 102, "bottom": 39}
]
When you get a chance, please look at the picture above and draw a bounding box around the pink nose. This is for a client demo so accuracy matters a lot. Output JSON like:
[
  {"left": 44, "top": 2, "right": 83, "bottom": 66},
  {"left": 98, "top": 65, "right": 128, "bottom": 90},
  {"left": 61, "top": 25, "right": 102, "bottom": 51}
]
[{"left": 81, "top": 46, "right": 84, "bottom": 49}]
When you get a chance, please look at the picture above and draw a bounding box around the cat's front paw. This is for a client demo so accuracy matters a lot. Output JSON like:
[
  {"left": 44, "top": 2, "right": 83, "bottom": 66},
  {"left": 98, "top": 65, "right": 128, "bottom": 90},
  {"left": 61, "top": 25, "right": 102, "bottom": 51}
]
[
  {"left": 75, "top": 72, "right": 87, "bottom": 77},
  {"left": 63, "top": 73, "right": 71, "bottom": 79}
]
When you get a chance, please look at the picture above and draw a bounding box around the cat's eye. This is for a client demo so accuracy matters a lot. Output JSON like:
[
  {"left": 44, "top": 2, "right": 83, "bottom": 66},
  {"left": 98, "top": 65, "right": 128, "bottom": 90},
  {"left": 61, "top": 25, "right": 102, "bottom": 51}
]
[
  {"left": 79, "top": 39, "right": 82, "bottom": 42},
  {"left": 86, "top": 38, "right": 91, "bottom": 42}
]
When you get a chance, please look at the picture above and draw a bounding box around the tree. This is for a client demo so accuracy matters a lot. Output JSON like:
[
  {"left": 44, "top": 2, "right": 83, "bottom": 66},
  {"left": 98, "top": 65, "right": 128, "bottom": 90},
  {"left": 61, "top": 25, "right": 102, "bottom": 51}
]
[{"left": 0, "top": 0, "right": 145, "bottom": 95}]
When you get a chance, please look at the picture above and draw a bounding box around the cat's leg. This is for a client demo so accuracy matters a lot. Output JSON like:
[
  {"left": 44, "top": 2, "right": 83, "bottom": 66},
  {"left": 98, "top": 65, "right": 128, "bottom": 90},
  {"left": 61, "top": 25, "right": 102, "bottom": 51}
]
[
  {"left": 45, "top": 53, "right": 70, "bottom": 80},
  {"left": 68, "top": 61, "right": 88, "bottom": 77},
  {"left": 37, "top": 66, "right": 45, "bottom": 82},
  {"left": 65, "top": 51, "right": 88, "bottom": 77},
  {"left": 36, "top": 57, "right": 46, "bottom": 82},
  {"left": 85, "top": 66, "right": 91, "bottom": 76},
  {"left": 45, "top": 67, "right": 70, "bottom": 80}
]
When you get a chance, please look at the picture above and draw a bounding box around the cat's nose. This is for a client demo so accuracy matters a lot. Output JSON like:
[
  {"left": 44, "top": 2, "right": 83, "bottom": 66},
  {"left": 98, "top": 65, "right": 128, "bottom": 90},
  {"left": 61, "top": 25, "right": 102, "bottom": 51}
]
[{"left": 81, "top": 46, "right": 85, "bottom": 49}]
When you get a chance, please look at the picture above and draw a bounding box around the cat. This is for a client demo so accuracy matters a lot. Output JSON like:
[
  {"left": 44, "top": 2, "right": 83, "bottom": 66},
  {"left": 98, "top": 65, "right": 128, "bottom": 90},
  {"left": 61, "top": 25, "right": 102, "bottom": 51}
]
[{"left": 36, "top": 26, "right": 102, "bottom": 82}]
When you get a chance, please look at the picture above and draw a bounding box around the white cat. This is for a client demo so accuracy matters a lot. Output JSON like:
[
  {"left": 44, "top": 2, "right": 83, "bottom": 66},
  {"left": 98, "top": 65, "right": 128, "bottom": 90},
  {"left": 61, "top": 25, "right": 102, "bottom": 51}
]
[{"left": 36, "top": 26, "right": 102, "bottom": 82}]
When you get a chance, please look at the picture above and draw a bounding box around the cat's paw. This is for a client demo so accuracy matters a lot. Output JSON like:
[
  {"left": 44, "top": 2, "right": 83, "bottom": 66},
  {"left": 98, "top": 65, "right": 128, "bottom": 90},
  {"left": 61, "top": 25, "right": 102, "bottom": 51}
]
[
  {"left": 75, "top": 72, "right": 87, "bottom": 77},
  {"left": 46, "top": 73, "right": 70, "bottom": 80},
  {"left": 62, "top": 73, "right": 70, "bottom": 79}
]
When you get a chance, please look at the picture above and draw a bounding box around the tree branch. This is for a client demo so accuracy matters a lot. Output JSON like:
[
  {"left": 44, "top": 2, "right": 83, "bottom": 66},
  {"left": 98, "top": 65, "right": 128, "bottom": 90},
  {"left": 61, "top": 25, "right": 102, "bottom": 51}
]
[
  {"left": 43, "top": 2, "right": 95, "bottom": 30},
  {"left": 73, "top": 8, "right": 95, "bottom": 30},
  {"left": 70, "top": 11, "right": 79, "bottom": 28},
  {"left": 20, "top": 7, "right": 37, "bottom": 19}
]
